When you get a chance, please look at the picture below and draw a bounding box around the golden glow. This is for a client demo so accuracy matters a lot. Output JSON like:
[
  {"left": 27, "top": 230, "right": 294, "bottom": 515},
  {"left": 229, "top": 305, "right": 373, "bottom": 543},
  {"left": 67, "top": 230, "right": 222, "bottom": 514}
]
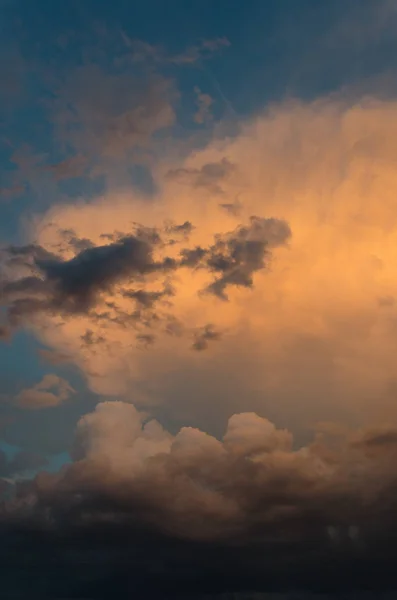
[{"left": 28, "top": 97, "right": 397, "bottom": 432}]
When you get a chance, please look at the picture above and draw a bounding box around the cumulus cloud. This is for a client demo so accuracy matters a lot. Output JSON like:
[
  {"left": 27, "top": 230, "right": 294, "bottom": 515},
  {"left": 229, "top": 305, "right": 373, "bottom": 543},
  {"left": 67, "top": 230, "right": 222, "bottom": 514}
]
[
  {"left": 5, "top": 400, "right": 396, "bottom": 542},
  {"left": 3, "top": 401, "right": 397, "bottom": 596},
  {"left": 15, "top": 374, "right": 75, "bottom": 409},
  {"left": 5, "top": 95, "right": 397, "bottom": 434}
]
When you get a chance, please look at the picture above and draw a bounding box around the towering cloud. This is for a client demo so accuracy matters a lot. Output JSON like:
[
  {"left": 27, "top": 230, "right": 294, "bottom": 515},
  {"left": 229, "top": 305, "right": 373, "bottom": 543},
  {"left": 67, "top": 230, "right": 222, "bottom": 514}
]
[{"left": 0, "top": 96, "right": 396, "bottom": 435}]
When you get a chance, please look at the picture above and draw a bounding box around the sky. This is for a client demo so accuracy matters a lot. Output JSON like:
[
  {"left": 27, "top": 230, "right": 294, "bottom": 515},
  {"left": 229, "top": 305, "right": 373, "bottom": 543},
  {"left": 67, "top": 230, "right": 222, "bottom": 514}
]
[{"left": 3, "top": 0, "right": 397, "bottom": 598}]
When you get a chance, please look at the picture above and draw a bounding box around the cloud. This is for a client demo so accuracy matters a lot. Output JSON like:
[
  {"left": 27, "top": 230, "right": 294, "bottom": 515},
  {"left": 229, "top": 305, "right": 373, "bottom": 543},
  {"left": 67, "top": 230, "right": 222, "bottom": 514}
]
[
  {"left": 41, "top": 154, "right": 88, "bottom": 181},
  {"left": 5, "top": 399, "right": 394, "bottom": 542},
  {"left": 0, "top": 448, "right": 48, "bottom": 479},
  {"left": 3, "top": 401, "right": 397, "bottom": 596},
  {"left": 120, "top": 35, "right": 230, "bottom": 66},
  {"left": 193, "top": 86, "right": 214, "bottom": 124},
  {"left": 192, "top": 323, "right": 222, "bottom": 351},
  {"left": 15, "top": 374, "right": 75, "bottom": 409},
  {"left": 49, "top": 65, "right": 176, "bottom": 163},
  {"left": 37, "top": 348, "right": 73, "bottom": 365},
  {"left": 0, "top": 215, "right": 288, "bottom": 349},
  {"left": 5, "top": 95, "right": 397, "bottom": 436},
  {"left": 165, "top": 157, "right": 236, "bottom": 195}
]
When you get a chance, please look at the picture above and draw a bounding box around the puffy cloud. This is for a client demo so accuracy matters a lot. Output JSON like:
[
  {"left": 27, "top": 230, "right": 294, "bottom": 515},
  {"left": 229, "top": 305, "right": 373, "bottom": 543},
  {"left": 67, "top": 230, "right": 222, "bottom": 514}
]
[
  {"left": 3, "top": 402, "right": 397, "bottom": 596},
  {"left": 15, "top": 374, "right": 75, "bottom": 409},
  {"left": 5, "top": 399, "right": 394, "bottom": 541}
]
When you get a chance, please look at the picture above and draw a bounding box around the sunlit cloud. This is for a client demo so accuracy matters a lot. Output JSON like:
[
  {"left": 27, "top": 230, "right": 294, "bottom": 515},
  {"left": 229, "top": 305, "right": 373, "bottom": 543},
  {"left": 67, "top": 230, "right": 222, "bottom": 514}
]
[{"left": 1, "top": 96, "right": 396, "bottom": 435}]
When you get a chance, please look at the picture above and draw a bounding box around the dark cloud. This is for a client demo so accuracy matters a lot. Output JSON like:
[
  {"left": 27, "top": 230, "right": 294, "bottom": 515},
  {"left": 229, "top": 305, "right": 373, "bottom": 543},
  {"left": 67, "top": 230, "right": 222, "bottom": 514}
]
[
  {"left": 37, "top": 236, "right": 154, "bottom": 303},
  {"left": 0, "top": 234, "right": 174, "bottom": 324},
  {"left": 58, "top": 228, "right": 95, "bottom": 253},
  {"left": 2, "top": 402, "right": 397, "bottom": 597},
  {"left": 186, "top": 216, "right": 292, "bottom": 300},
  {"left": 123, "top": 288, "right": 170, "bottom": 309},
  {"left": 166, "top": 157, "right": 236, "bottom": 195},
  {"left": 192, "top": 324, "right": 222, "bottom": 351},
  {"left": 0, "top": 216, "right": 291, "bottom": 334},
  {"left": 180, "top": 246, "right": 209, "bottom": 268},
  {"left": 219, "top": 203, "right": 242, "bottom": 216},
  {"left": 165, "top": 220, "right": 195, "bottom": 241},
  {"left": 81, "top": 329, "right": 106, "bottom": 346},
  {"left": 136, "top": 332, "right": 156, "bottom": 348}
]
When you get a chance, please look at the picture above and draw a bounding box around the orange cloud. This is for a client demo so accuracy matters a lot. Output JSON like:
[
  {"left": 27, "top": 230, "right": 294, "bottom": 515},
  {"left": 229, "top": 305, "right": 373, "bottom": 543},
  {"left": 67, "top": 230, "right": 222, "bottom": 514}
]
[{"left": 9, "top": 95, "right": 397, "bottom": 433}]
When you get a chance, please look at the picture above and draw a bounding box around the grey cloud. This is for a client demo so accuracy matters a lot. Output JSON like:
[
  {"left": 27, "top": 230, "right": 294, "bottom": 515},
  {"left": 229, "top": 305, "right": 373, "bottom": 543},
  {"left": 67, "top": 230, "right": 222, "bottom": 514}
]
[
  {"left": 0, "top": 216, "right": 291, "bottom": 338},
  {"left": 81, "top": 329, "right": 106, "bottom": 346},
  {"left": 58, "top": 228, "right": 95, "bottom": 253},
  {"left": 1, "top": 235, "right": 168, "bottom": 322},
  {"left": 5, "top": 243, "right": 59, "bottom": 265},
  {"left": 180, "top": 246, "right": 208, "bottom": 268},
  {"left": 166, "top": 157, "right": 236, "bottom": 195},
  {"left": 219, "top": 200, "right": 242, "bottom": 216},
  {"left": 165, "top": 220, "right": 195, "bottom": 241},
  {"left": 123, "top": 289, "right": 170, "bottom": 309},
  {"left": 205, "top": 216, "right": 291, "bottom": 299},
  {"left": 37, "top": 236, "right": 154, "bottom": 302},
  {"left": 192, "top": 324, "right": 222, "bottom": 351}
]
